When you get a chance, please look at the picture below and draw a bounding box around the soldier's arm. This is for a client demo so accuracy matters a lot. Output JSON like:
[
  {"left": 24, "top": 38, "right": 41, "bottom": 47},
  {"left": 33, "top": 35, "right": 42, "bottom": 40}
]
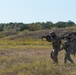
[
  {"left": 59, "top": 46, "right": 64, "bottom": 51},
  {"left": 50, "top": 37, "right": 57, "bottom": 42},
  {"left": 59, "top": 42, "right": 67, "bottom": 51}
]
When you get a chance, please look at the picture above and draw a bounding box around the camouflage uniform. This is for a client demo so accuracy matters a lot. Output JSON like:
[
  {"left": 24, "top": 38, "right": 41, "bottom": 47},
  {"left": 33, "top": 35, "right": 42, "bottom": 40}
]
[
  {"left": 64, "top": 31, "right": 76, "bottom": 55},
  {"left": 71, "top": 33, "right": 76, "bottom": 55},
  {"left": 61, "top": 39, "right": 74, "bottom": 63},
  {"left": 50, "top": 32, "right": 61, "bottom": 63}
]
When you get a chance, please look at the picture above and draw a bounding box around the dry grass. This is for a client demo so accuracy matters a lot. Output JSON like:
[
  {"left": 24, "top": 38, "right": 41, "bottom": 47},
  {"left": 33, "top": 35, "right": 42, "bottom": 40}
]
[
  {"left": 0, "top": 38, "right": 75, "bottom": 75},
  {"left": 0, "top": 27, "right": 76, "bottom": 75}
]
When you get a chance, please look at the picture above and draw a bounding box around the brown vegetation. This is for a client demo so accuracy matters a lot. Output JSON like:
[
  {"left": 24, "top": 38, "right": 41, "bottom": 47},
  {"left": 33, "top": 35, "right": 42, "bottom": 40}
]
[{"left": 0, "top": 27, "right": 76, "bottom": 75}]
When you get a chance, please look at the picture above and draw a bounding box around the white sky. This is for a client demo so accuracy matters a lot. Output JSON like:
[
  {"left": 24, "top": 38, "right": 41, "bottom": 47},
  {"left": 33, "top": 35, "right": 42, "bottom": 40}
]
[{"left": 0, "top": 0, "right": 76, "bottom": 23}]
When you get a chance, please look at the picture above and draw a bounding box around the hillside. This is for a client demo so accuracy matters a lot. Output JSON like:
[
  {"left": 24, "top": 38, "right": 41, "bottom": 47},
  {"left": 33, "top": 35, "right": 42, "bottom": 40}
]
[{"left": 0, "top": 26, "right": 76, "bottom": 40}]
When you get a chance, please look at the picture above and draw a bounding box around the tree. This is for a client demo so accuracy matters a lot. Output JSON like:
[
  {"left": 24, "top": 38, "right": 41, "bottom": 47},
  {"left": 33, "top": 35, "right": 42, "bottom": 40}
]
[
  {"left": 41, "top": 21, "right": 54, "bottom": 29},
  {"left": 46, "top": 21, "right": 54, "bottom": 28},
  {"left": 29, "top": 23, "right": 42, "bottom": 31},
  {"left": 55, "top": 21, "right": 66, "bottom": 28},
  {"left": 67, "top": 20, "right": 75, "bottom": 26}
]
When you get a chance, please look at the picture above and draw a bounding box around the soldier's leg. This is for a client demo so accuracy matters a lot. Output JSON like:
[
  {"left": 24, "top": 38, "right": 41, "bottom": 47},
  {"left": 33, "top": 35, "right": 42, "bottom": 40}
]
[
  {"left": 53, "top": 50, "right": 58, "bottom": 63},
  {"left": 50, "top": 50, "right": 58, "bottom": 63},
  {"left": 50, "top": 50, "right": 55, "bottom": 63},
  {"left": 65, "top": 52, "right": 74, "bottom": 63},
  {"left": 50, "top": 50, "right": 54, "bottom": 60},
  {"left": 64, "top": 53, "right": 67, "bottom": 63},
  {"left": 70, "top": 49, "right": 75, "bottom": 56}
]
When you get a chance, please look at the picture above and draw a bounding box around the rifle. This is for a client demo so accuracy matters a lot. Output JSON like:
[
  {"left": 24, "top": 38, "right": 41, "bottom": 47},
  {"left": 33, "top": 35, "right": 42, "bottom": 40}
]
[{"left": 41, "top": 35, "right": 52, "bottom": 42}]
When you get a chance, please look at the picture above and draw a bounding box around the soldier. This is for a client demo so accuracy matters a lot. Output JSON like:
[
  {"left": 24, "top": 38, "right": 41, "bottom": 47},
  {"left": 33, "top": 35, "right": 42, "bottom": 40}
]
[
  {"left": 60, "top": 34, "right": 74, "bottom": 64},
  {"left": 49, "top": 31, "right": 61, "bottom": 63},
  {"left": 42, "top": 31, "right": 61, "bottom": 63},
  {"left": 71, "top": 31, "right": 76, "bottom": 55}
]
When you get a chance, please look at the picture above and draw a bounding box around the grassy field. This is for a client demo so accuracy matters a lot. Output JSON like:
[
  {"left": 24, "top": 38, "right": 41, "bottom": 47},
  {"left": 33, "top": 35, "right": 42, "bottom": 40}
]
[
  {"left": 0, "top": 27, "right": 76, "bottom": 75},
  {"left": 0, "top": 38, "right": 76, "bottom": 75}
]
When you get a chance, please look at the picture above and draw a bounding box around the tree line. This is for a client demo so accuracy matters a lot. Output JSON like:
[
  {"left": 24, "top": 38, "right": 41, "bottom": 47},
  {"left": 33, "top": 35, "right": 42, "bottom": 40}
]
[{"left": 0, "top": 20, "right": 75, "bottom": 31}]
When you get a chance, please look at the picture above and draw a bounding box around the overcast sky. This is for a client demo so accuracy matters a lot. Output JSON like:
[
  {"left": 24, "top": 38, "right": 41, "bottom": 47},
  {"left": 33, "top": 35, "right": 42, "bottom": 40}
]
[{"left": 0, "top": 0, "right": 76, "bottom": 23}]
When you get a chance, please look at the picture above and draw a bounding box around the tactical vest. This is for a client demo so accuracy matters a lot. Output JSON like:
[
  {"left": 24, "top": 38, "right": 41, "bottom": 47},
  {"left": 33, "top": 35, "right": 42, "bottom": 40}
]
[{"left": 52, "top": 36, "right": 61, "bottom": 50}]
